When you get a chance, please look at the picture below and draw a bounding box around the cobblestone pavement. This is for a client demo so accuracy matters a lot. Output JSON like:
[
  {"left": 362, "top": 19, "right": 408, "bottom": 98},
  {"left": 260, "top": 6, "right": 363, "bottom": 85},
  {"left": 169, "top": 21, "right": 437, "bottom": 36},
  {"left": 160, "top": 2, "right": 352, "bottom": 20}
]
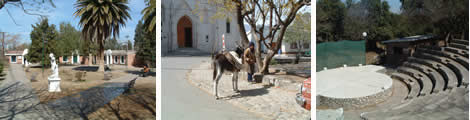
[{"left": 188, "top": 61, "right": 310, "bottom": 120}]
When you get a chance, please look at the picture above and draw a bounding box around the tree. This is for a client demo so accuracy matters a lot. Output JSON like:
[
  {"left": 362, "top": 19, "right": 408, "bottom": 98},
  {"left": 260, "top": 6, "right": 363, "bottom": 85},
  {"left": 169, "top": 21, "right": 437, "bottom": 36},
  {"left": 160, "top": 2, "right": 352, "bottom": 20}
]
[
  {"left": 134, "top": 20, "right": 155, "bottom": 67},
  {"left": 284, "top": 12, "right": 311, "bottom": 63},
  {"left": 74, "top": 0, "right": 131, "bottom": 72},
  {"left": 127, "top": 40, "right": 132, "bottom": 50},
  {"left": 316, "top": 0, "right": 345, "bottom": 42},
  {"left": 3, "top": 33, "right": 20, "bottom": 50},
  {"left": 208, "top": 0, "right": 311, "bottom": 74},
  {"left": 141, "top": 0, "right": 155, "bottom": 32},
  {"left": 25, "top": 18, "right": 58, "bottom": 67},
  {"left": 104, "top": 37, "right": 119, "bottom": 50},
  {"left": 56, "top": 22, "right": 81, "bottom": 57},
  {"left": 134, "top": 21, "right": 145, "bottom": 51},
  {"left": 400, "top": 0, "right": 469, "bottom": 40}
]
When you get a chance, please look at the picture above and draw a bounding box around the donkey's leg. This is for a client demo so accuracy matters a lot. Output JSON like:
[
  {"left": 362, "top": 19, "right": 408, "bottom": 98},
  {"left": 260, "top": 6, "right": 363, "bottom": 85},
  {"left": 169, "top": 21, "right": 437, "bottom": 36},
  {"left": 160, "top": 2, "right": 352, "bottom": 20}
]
[
  {"left": 234, "top": 71, "right": 239, "bottom": 92},
  {"left": 213, "top": 65, "right": 223, "bottom": 100},
  {"left": 231, "top": 72, "right": 239, "bottom": 92}
]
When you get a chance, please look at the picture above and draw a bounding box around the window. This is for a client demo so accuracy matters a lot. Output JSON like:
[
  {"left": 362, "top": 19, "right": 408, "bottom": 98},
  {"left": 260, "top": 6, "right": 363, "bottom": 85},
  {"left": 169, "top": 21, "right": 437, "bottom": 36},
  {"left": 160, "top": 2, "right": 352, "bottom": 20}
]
[
  {"left": 290, "top": 42, "right": 298, "bottom": 49},
  {"left": 63, "top": 56, "right": 68, "bottom": 62},
  {"left": 114, "top": 56, "right": 118, "bottom": 64},
  {"left": 226, "top": 19, "right": 230, "bottom": 33},
  {"left": 11, "top": 56, "right": 16, "bottom": 63},
  {"left": 121, "top": 56, "right": 125, "bottom": 64}
]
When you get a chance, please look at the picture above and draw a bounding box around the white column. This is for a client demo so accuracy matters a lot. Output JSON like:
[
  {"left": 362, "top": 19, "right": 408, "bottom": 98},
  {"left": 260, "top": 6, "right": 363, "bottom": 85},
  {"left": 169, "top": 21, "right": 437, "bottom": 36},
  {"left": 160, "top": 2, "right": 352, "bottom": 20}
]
[{"left": 77, "top": 53, "right": 80, "bottom": 64}]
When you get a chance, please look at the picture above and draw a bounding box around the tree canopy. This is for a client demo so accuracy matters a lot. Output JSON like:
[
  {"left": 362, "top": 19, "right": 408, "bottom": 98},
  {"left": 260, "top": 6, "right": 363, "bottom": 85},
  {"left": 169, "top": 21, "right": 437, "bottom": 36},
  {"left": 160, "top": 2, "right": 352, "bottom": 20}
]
[
  {"left": 26, "top": 18, "right": 58, "bottom": 67},
  {"left": 316, "top": 0, "right": 468, "bottom": 51}
]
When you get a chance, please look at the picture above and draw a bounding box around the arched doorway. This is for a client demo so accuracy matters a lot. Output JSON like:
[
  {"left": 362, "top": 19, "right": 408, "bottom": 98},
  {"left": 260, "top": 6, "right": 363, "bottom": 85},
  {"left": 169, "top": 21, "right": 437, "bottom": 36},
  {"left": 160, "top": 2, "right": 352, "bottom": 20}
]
[{"left": 177, "top": 16, "right": 193, "bottom": 48}]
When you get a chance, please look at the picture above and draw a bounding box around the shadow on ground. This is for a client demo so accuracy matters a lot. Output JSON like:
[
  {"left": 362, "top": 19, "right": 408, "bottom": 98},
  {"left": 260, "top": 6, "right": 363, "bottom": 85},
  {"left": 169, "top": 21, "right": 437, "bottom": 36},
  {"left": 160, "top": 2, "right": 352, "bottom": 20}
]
[
  {"left": 72, "top": 66, "right": 99, "bottom": 72},
  {"left": 125, "top": 70, "right": 156, "bottom": 77},
  {"left": 219, "top": 85, "right": 272, "bottom": 100}
]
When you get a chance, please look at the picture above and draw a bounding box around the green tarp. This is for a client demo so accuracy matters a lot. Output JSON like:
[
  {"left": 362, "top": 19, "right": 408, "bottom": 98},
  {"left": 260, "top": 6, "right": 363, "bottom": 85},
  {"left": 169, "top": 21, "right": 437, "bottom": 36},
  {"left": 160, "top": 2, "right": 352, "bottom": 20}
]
[{"left": 316, "top": 40, "right": 366, "bottom": 71}]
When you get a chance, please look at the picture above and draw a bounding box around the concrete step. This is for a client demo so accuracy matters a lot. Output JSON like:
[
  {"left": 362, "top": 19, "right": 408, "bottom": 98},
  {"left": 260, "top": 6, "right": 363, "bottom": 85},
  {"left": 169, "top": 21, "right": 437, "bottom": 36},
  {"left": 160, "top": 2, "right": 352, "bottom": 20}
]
[
  {"left": 362, "top": 91, "right": 454, "bottom": 120},
  {"left": 391, "top": 72, "right": 421, "bottom": 99},
  {"left": 414, "top": 52, "right": 469, "bottom": 87},
  {"left": 417, "top": 48, "right": 469, "bottom": 70},
  {"left": 450, "top": 39, "right": 469, "bottom": 46},
  {"left": 444, "top": 47, "right": 469, "bottom": 58},
  {"left": 397, "top": 66, "right": 434, "bottom": 96},
  {"left": 408, "top": 57, "right": 458, "bottom": 89},
  {"left": 403, "top": 62, "right": 446, "bottom": 92}
]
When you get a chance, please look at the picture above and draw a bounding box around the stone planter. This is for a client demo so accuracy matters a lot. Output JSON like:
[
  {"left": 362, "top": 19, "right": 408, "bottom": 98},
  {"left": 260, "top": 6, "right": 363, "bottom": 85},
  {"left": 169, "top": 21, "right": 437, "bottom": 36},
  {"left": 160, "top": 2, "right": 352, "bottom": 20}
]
[{"left": 253, "top": 73, "right": 263, "bottom": 83}]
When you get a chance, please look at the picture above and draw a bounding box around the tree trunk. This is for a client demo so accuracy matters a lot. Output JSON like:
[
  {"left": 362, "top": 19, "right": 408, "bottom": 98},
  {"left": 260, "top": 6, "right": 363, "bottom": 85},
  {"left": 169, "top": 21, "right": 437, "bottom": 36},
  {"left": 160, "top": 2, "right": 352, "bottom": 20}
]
[
  {"left": 260, "top": 50, "right": 275, "bottom": 74},
  {"left": 235, "top": 4, "right": 249, "bottom": 47},
  {"left": 254, "top": 37, "right": 263, "bottom": 73},
  {"left": 98, "top": 45, "right": 105, "bottom": 72},
  {"left": 259, "top": 26, "right": 288, "bottom": 74}
]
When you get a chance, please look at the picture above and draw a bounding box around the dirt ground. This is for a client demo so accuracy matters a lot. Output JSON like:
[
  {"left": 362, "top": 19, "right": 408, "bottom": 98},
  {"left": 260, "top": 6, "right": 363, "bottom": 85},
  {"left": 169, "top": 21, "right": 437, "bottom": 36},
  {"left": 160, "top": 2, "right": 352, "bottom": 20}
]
[
  {"left": 87, "top": 76, "right": 156, "bottom": 120},
  {"left": 27, "top": 66, "right": 127, "bottom": 103},
  {"left": 25, "top": 65, "right": 156, "bottom": 120}
]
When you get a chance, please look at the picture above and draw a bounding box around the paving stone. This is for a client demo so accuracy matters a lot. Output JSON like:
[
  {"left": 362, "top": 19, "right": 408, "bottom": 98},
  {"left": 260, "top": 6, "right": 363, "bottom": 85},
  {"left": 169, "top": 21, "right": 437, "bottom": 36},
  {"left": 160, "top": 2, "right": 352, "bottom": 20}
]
[{"left": 188, "top": 61, "right": 310, "bottom": 120}]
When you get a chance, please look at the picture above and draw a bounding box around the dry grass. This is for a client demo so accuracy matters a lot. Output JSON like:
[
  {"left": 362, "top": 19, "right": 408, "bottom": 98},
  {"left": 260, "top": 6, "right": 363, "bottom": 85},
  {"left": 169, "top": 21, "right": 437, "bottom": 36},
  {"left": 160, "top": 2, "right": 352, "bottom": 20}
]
[{"left": 26, "top": 65, "right": 156, "bottom": 119}]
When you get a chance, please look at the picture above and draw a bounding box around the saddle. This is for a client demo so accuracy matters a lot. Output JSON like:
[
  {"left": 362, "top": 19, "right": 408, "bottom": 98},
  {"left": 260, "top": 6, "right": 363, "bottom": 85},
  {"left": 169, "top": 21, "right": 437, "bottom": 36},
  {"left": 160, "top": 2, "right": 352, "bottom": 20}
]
[{"left": 224, "top": 51, "right": 243, "bottom": 70}]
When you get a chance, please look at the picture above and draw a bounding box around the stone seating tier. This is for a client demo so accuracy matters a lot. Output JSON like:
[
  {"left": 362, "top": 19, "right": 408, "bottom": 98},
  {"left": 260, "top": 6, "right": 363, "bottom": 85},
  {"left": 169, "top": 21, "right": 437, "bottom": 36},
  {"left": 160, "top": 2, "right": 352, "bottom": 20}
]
[
  {"left": 450, "top": 39, "right": 469, "bottom": 46},
  {"left": 417, "top": 48, "right": 469, "bottom": 70},
  {"left": 415, "top": 52, "right": 468, "bottom": 87},
  {"left": 403, "top": 62, "right": 446, "bottom": 92},
  {"left": 407, "top": 57, "right": 458, "bottom": 89},
  {"left": 397, "top": 67, "right": 434, "bottom": 95},
  {"left": 449, "top": 43, "right": 469, "bottom": 50},
  {"left": 391, "top": 73, "right": 420, "bottom": 99},
  {"left": 361, "top": 87, "right": 468, "bottom": 120},
  {"left": 444, "top": 47, "right": 469, "bottom": 58}
]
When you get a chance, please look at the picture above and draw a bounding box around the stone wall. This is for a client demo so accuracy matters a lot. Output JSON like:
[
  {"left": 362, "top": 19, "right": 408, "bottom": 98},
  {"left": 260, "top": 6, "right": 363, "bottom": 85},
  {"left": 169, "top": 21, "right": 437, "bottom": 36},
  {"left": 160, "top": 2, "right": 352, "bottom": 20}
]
[{"left": 317, "top": 86, "right": 393, "bottom": 110}]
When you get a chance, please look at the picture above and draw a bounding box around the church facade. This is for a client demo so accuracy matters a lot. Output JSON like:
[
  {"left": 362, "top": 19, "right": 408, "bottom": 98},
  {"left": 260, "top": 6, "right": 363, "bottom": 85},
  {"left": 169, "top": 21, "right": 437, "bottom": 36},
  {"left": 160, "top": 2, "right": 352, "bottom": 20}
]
[{"left": 162, "top": 0, "right": 242, "bottom": 55}]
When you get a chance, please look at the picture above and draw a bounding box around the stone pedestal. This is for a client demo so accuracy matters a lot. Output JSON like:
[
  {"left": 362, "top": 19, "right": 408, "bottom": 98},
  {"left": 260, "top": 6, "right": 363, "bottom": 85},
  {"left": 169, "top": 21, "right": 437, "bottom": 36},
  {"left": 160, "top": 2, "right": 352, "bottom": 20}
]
[{"left": 48, "top": 77, "right": 61, "bottom": 92}]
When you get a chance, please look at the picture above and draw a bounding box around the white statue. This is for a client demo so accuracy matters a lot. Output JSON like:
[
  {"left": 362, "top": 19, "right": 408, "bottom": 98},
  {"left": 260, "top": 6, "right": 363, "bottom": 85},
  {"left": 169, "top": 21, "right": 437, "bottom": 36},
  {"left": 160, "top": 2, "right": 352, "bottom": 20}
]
[
  {"left": 48, "top": 53, "right": 61, "bottom": 92},
  {"left": 49, "top": 53, "right": 59, "bottom": 79}
]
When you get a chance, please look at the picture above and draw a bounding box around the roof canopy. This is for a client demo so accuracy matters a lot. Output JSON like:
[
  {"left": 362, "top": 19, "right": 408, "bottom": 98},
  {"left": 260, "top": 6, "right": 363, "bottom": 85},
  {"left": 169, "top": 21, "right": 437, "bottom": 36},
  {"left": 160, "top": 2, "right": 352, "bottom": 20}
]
[{"left": 382, "top": 35, "right": 435, "bottom": 44}]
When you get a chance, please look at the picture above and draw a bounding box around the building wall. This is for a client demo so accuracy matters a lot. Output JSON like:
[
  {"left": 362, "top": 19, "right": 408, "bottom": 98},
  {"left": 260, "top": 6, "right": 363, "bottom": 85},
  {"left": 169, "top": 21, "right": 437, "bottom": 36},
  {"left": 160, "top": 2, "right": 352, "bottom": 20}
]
[
  {"left": 127, "top": 53, "right": 136, "bottom": 68},
  {"left": 8, "top": 55, "right": 23, "bottom": 64},
  {"left": 162, "top": 0, "right": 241, "bottom": 55},
  {"left": 281, "top": 42, "right": 311, "bottom": 55}
]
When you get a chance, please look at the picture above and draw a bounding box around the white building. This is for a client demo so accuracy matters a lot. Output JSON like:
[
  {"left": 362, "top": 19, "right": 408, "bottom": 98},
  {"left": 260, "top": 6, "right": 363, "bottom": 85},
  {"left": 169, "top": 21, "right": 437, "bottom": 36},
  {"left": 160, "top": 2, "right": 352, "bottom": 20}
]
[{"left": 162, "top": 0, "right": 241, "bottom": 55}]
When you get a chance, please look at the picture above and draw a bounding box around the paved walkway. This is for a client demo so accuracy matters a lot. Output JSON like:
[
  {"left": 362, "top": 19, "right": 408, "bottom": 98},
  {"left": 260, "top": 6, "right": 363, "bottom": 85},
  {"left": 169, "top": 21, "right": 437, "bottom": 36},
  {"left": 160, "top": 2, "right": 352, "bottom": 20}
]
[
  {"left": 0, "top": 64, "right": 41, "bottom": 119},
  {"left": 0, "top": 64, "right": 139, "bottom": 119},
  {"left": 162, "top": 56, "right": 261, "bottom": 120},
  {"left": 188, "top": 61, "right": 310, "bottom": 120}
]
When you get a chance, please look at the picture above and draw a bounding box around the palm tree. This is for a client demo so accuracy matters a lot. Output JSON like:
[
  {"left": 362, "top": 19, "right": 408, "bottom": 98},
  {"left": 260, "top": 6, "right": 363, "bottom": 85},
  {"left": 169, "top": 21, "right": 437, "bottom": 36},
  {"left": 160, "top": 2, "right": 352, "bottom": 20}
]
[
  {"left": 142, "top": 0, "right": 155, "bottom": 32},
  {"left": 74, "top": 0, "right": 130, "bottom": 72}
]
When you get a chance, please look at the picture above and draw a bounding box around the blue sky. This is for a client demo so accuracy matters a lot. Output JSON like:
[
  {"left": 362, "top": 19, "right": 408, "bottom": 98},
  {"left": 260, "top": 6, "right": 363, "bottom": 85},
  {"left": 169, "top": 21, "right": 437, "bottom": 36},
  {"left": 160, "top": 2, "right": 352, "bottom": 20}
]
[{"left": 0, "top": 0, "right": 146, "bottom": 44}]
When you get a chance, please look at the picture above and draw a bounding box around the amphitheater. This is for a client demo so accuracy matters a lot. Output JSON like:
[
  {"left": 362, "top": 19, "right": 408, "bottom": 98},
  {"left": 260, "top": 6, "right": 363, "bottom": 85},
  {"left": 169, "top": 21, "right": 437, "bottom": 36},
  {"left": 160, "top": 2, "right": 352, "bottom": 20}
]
[{"left": 317, "top": 38, "right": 469, "bottom": 120}]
